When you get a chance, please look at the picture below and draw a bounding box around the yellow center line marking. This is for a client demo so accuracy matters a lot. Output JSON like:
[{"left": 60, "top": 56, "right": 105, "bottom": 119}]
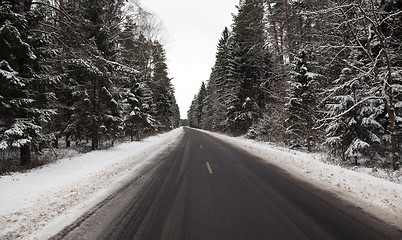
[{"left": 206, "top": 162, "right": 213, "bottom": 174}]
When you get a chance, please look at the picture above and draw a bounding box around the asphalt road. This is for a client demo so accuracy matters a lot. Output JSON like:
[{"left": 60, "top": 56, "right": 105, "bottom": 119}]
[{"left": 57, "top": 127, "right": 401, "bottom": 240}]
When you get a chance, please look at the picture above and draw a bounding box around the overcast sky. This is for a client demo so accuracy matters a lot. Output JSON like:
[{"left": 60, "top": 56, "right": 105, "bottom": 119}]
[{"left": 140, "top": 0, "right": 238, "bottom": 118}]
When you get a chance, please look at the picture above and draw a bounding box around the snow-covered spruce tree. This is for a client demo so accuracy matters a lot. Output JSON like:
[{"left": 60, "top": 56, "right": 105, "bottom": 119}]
[
  {"left": 28, "top": 0, "right": 73, "bottom": 150},
  {"left": 231, "top": 0, "right": 270, "bottom": 135},
  {"left": 187, "top": 82, "right": 206, "bottom": 129},
  {"left": 375, "top": 0, "right": 402, "bottom": 170},
  {"left": 324, "top": 68, "right": 385, "bottom": 165},
  {"left": 260, "top": 0, "right": 347, "bottom": 144},
  {"left": 120, "top": 17, "right": 161, "bottom": 135},
  {"left": 200, "top": 72, "right": 216, "bottom": 131},
  {"left": 64, "top": 0, "right": 126, "bottom": 150},
  {"left": 188, "top": 83, "right": 207, "bottom": 129},
  {"left": 128, "top": 36, "right": 180, "bottom": 133},
  {"left": 43, "top": 0, "right": 82, "bottom": 149},
  {"left": 326, "top": 1, "right": 402, "bottom": 169},
  {"left": 169, "top": 94, "right": 180, "bottom": 129},
  {"left": 210, "top": 27, "right": 239, "bottom": 132},
  {"left": 132, "top": 35, "right": 157, "bottom": 134},
  {"left": 200, "top": 80, "right": 216, "bottom": 130},
  {"left": 151, "top": 41, "right": 179, "bottom": 131},
  {"left": 121, "top": 81, "right": 151, "bottom": 141},
  {"left": 0, "top": 0, "right": 56, "bottom": 167},
  {"left": 119, "top": 17, "right": 156, "bottom": 140},
  {"left": 187, "top": 96, "right": 198, "bottom": 128},
  {"left": 285, "top": 50, "right": 319, "bottom": 152},
  {"left": 66, "top": 59, "right": 104, "bottom": 148},
  {"left": 196, "top": 82, "right": 207, "bottom": 129}
]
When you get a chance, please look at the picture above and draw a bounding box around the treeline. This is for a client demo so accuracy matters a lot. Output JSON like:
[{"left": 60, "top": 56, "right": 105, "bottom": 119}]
[
  {"left": 188, "top": 0, "right": 401, "bottom": 170},
  {"left": 0, "top": 0, "right": 180, "bottom": 168}
]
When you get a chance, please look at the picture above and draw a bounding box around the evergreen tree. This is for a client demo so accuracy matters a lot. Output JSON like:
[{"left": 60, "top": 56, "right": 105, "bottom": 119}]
[
  {"left": 188, "top": 96, "right": 198, "bottom": 128},
  {"left": 0, "top": 0, "right": 179, "bottom": 172},
  {"left": 211, "top": 27, "right": 239, "bottom": 132},
  {"left": 285, "top": 50, "right": 319, "bottom": 152},
  {"left": 151, "top": 41, "right": 178, "bottom": 131},
  {"left": 324, "top": 68, "right": 385, "bottom": 164},
  {"left": 376, "top": 0, "right": 402, "bottom": 169},
  {"left": 196, "top": 82, "right": 207, "bottom": 128},
  {"left": 231, "top": 0, "right": 271, "bottom": 134},
  {"left": 169, "top": 95, "right": 180, "bottom": 129},
  {"left": 119, "top": 16, "right": 155, "bottom": 140},
  {"left": 200, "top": 74, "right": 216, "bottom": 130},
  {"left": 122, "top": 82, "right": 150, "bottom": 141},
  {"left": 188, "top": 0, "right": 401, "bottom": 170},
  {"left": 64, "top": 0, "right": 125, "bottom": 149},
  {"left": 324, "top": 1, "right": 401, "bottom": 168},
  {"left": 188, "top": 82, "right": 207, "bottom": 129},
  {"left": 0, "top": 0, "right": 55, "bottom": 166}
]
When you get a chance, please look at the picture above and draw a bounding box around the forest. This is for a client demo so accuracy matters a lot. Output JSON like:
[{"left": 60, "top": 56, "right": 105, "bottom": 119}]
[
  {"left": 188, "top": 0, "right": 401, "bottom": 170},
  {"left": 0, "top": 0, "right": 180, "bottom": 171}
]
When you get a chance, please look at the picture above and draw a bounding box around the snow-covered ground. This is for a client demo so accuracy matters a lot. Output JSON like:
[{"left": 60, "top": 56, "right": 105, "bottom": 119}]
[
  {"left": 1, "top": 127, "right": 401, "bottom": 239},
  {"left": 201, "top": 130, "right": 402, "bottom": 231},
  {"left": 0, "top": 128, "right": 184, "bottom": 240}
]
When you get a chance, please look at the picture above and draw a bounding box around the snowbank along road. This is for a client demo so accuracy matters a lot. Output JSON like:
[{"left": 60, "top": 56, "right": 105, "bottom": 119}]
[{"left": 0, "top": 128, "right": 183, "bottom": 239}]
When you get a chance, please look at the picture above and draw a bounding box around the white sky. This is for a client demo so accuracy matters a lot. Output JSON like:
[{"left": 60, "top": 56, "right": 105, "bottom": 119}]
[{"left": 140, "top": 0, "right": 238, "bottom": 119}]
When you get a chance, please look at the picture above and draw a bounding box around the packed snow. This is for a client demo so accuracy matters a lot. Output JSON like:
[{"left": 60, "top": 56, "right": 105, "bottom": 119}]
[
  {"left": 0, "top": 128, "right": 184, "bottom": 239},
  {"left": 201, "top": 130, "right": 402, "bottom": 231},
  {"left": 1, "top": 127, "right": 401, "bottom": 239}
]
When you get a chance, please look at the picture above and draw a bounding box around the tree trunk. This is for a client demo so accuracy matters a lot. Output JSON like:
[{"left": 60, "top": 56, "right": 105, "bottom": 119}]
[
  {"left": 369, "top": 7, "right": 400, "bottom": 170},
  {"left": 20, "top": 145, "right": 31, "bottom": 167},
  {"left": 91, "top": 122, "right": 99, "bottom": 150},
  {"left": 91, "top": 76, "right": 99, "bottom": 150},
  {"left": 384, "top": 99, "right": 400, "bottom": 170},
  {"left": 299, "top": 15, "right": 304, "bottom": 47},
  {"left": 267, "top": 0, "right": 287, "bottom": 100},
  {"left": 130, "top": 126, "right": 134, "bottom": 142},
  {"left": 53, "top": 136, "right": 59, "bottom": 149},
  {"left": 136, "top": 128, "right": 141, "bottom": 141},
  {"left": 136, "top": 129, "right": 140, "bottom": 142},
  {"left": 306, "top": 121, "right": 312, "bottom": 152},
  {"left": 66, "top": 133, "right": 71, "bottom": 148},
  {"left": 283, "top": 0, "right": 292, "bottom": 62}
]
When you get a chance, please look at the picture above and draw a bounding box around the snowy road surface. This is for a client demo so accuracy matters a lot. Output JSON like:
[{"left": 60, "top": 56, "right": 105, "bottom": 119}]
[
  {"left": 0, "top": 127, "right": 401, "bottom": 239},
  {"left": 58, "top": 128, "right": 401, "bottom": 239}
]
